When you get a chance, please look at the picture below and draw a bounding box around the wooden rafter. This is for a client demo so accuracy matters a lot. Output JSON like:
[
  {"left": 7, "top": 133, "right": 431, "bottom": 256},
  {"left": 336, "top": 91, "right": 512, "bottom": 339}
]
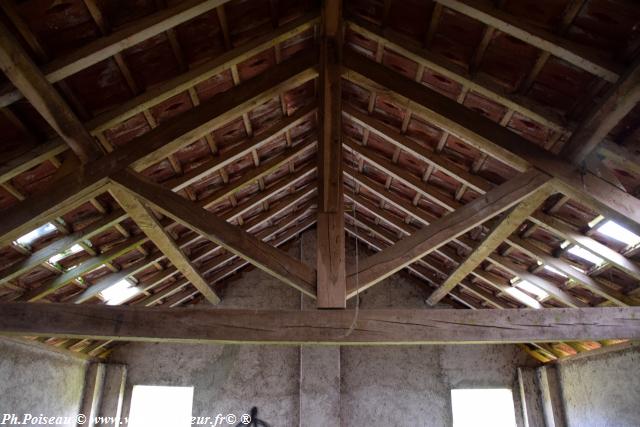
[
  {"left": 345, "top": 169, "right": 551, "bottom": 294},
  {"left": 110, "top": 169, "right": 317, "bottom": 298},
  {"left": 342, "top": 50, "right": 640, "bottom": 236},
  {"left": 0, "top": 51, "right": 318, "bottom": 247},
  {"left": 0, "top": 21, "right": 101, "bottom": 163},
  {"left": 108, "top": 186, "right": 221, "bottom": 305},
  {"left": 426, "top": 184, "right": 555, "bottom": 305},
  {"left": 342, "top": 177, "right": 582, "bottom": 308},
  {"left": 433, "top": 0, "right": 622, "bottom": 82},
  {"left": 317, "top": 0, "right": 346, "bottom": 308},
  {"left": 0, "top": 0, "right": 234, "bottom": 108},
  {"left": 560, "top": 58, "right": 640, "bottom": 164},
  {"left": 2, "top": 303, "right": 639, "bottom": 344}
]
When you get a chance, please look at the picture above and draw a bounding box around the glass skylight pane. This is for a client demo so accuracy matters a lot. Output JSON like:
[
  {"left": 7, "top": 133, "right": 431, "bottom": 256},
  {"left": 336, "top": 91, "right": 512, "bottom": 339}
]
[
  {"left": 505, "top": 287, "right": 542, "bottom": 309},
  {"left": 15, "top": 223, "right": 57, "bottom": 247},
  {"left": 100, "top": 279, "right": 141, "bottom": 305},
  {"left": 48, "top": 243, "right": 84, "bottom": 265},
  {"left": 129, "top": 386, "right": 193, "bottom": 427},
  {"left": 567, "top": 245, "right": 604, "bottom": 267},
  {"left": 598, "top": 220, "right": 640, "bottom": 247},
  {"left": 451, "top": 389, "right": 517, "bottom": 427},
  {"left": 515, "top": 280, "right": 549, "bottom": 300}
]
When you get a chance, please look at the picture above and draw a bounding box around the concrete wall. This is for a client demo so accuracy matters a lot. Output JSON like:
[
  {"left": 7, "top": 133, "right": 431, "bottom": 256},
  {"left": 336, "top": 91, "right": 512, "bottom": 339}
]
[
  {"left": 0, "top": 338, "right": 88, "bottom": 426},
  {"left": 108, "top": 231, "right": 534, "bottom": 427},
  {"left": 555, "top": 345, "right": 640, "bottom": 427}
]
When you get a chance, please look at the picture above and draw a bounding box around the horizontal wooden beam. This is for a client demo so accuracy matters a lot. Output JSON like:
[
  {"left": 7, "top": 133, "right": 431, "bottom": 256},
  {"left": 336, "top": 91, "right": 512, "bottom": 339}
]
[{"left": 1, "top": 303, "right": 638, "bottom": 344}]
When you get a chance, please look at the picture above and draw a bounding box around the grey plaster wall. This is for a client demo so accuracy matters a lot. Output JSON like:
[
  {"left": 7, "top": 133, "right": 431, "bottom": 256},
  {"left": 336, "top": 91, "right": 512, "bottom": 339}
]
[
  {"left": 556, "top": 346, "right": 640, "bottom": 427},
  {"left": 0, "top": 338, "right": 88, "bottom": 426},
  {"left": 110, "top": 241, "right": 303, "bottom": 426},
  {"left": 110, "top": 231, "right": 533, "bottom": 427}
]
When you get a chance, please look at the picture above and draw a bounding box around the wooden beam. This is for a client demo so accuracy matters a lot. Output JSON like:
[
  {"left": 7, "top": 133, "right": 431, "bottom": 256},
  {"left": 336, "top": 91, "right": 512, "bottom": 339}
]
[
  {"left": 346, "top": 170, "right": 551, "bottom": 295},
  {"left": 1, "top": 303, "right": 639, "bottom": 344},
  {"left": 0, "top": 21, "right": 100, "bottom": 163},
  {"left": 342, "top": 50, "right": 640, "bottom": 236},
  {"left": 433, "top": 0, "right": 621, "bottom": 82},
  {"left": 426, "top": 185, "right": 555, "bottom": 305},
  {"left": 0, "top": 51, "right": 317, "bottom": 247},
  {"left": 0, "top": 0, "right": 233, "bottom": 107},
  {"left": 560, "top": 58, "right": 640, "bottom": 164},
  {"left": 0, "top": 14, "right": 318, "bottom": 191},
  {"left": 0, "top": 209, "right": 127, "bottom": 286},
  {"left": 346, "top": 19, "right": 567, "bottom": 133},
  {"left": 109, "top": 170, "right": 317, "bottom": 297},
  {"left": 344, "top": 181, "right": 586, "bottom": 308},
  {"left": 317, "top": 0, "right": 345, "bottom": 308},
  {"left": 108, "top": 186, "right": 221, "bottom": 305},
  {"left": 85, "top": 13, "right": 319, "bottom": 135}
]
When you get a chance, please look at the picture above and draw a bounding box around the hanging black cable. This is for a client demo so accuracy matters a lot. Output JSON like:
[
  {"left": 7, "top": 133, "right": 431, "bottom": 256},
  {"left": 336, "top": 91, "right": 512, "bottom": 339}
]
[{"left": 236, "top": 407, "right": 270, "bottom": 427}]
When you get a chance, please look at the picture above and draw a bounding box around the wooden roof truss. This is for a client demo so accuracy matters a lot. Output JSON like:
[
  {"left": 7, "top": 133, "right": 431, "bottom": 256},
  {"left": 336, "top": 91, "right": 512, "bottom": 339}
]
[{"left": 0, "top": 0, "right": 639, "bottom": 362}]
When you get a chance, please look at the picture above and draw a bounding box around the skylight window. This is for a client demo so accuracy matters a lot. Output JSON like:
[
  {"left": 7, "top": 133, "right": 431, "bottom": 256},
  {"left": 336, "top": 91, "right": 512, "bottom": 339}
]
[
  {"left": 99, "top": 279, "right": 141, "bottom": 305},
  {"left": 14, "top": 223, "right": 57, "bottom": 247},
  {"left": 514, "top": 280, "right": 549, "bottom": 301},
  {"left": 567, "top": 245, "right": 604, "bottom": 267},
  {"left": 597, "top": 220, "right": 640, "bottom": 247},
  {"left": 128, "top": 386, "right": 193, "bottom": 427},
  {"left": 48, "top": 244, "right": 84, "bottom": 266},
  {"left": 451, "top": 389, "right": 517, "bottom": 427},
  {"left": 505, "top": 287, "right": 542, "bottom": 309}
]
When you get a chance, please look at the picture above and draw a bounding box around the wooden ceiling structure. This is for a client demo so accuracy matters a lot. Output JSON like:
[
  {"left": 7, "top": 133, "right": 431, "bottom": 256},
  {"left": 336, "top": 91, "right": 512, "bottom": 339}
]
[{"left": 0, "top": 0, "right": 639, "bottom": 363}]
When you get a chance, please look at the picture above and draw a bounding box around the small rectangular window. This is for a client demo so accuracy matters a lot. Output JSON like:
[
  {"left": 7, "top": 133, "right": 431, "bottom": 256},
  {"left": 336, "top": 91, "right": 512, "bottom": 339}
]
[
  {"left": 451, "top": 388, "right": 517, "bottom": 427},
  {"left": 128, "top": 385, "right": 193, "bottom": 427}
]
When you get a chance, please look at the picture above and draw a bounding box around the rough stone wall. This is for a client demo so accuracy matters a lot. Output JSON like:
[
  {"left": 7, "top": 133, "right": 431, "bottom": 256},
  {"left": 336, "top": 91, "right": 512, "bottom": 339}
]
[
  {"left": 556, "top": 345, "right": 640, "bottom": 427},
  {"left": 0, "top": 338, "right": 88, "bottom": 426}
]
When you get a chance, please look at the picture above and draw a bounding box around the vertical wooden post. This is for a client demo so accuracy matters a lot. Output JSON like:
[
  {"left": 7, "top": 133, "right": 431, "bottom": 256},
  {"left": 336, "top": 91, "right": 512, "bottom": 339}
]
[{"left": 317, "top": 0, "right": 346, "bottom": 308}]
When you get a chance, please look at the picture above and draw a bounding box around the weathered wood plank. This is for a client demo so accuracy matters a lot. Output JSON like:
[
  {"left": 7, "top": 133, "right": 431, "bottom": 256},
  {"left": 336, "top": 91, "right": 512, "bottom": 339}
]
[
  {"left": 1, "top": 304, "right": 638, "bottom": 344},
  {"left": 317, "top": 0, "right": 346, "bottom": 308}
]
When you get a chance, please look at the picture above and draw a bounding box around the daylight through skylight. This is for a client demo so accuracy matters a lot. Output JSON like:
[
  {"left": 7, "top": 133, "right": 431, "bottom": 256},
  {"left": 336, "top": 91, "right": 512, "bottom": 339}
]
[
  {"left": 567, "top": 245, "right": 605, "bottom": 267},
  {"left": 514, "top": 280, "right": 549, "bottom": 301},
  {"left": 505, "top": 287, "right": 542, "bottom": 309},
  {"left": 14, "top": 223, "right": 57, "bottom": 247},
  {"left": 597, "top": 220, "right": 640, "bottom": 247},
  {"left": 99, "top": 279, "right": 141, "bottom": 305}
]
